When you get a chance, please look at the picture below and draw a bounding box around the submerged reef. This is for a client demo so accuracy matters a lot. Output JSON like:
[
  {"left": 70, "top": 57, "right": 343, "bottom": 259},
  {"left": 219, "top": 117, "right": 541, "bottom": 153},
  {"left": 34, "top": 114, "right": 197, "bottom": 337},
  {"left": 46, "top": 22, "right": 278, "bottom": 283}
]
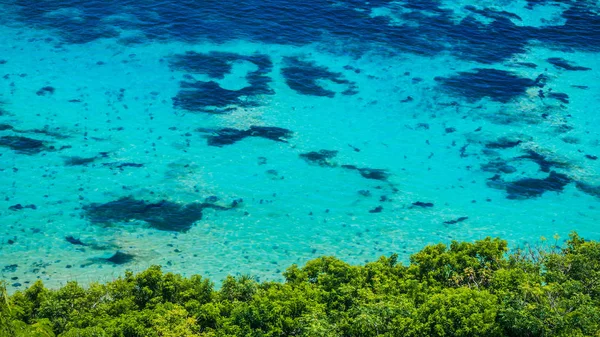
[
  {"left": 9, "top": 0, "right": 600, "bottom": 65},
  {"left": 516, "top": 150, "right": 569, "bottom": 173},
  {"left": 488, "top": 171, "right": 572, "bottom": 199},
  {"left": 170, "top": 52, "right": 273, "bottom": 113},
  {"left": 281, "top": 57, "right": 357, "bottom": 97},
  {"left": 547, "top": 57, "right": 591, "bottom": 71},
  {"left": 435, "top": 69, "right": 539, "bottom": 103},
  {"left": 202, "top": 126, "right": 293, "bottom": 147},
  {"left": 0, "top": 136, "right": 48, "bottom": 154},
  {"left": 102, "top": 251, "right": 135, "bottom": 265},
  {"left": 342, "top": 165, "right": 390, "bottom": 181},
  {"left": 299, "top": 150, "right": 338, "bottom": 167},
  {"left": 169, "top": 51, "right": 271, "bottom": 79},
  {"left": 83, "top": 197, "right": 229, "bottom": 232}
]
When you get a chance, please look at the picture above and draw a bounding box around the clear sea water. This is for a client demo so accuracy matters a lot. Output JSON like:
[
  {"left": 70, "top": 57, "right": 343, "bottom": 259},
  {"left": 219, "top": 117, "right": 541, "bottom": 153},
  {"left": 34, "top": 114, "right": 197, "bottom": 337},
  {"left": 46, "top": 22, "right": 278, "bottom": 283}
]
[{"left": 1, "top": 0, "right": 599, "bottom": 291}]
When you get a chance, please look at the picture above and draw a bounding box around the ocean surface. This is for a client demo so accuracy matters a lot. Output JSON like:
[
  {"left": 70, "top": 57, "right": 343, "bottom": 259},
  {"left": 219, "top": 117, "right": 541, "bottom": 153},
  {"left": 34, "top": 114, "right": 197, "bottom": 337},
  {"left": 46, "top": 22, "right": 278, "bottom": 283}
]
[{"left": 1, "top": 0, "right": 599, "bottom": 291}]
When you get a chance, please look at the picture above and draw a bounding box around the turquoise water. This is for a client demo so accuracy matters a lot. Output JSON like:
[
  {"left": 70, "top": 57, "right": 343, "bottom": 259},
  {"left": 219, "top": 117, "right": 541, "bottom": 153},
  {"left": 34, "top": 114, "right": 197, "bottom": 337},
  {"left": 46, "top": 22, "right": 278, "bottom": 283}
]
[{"left": 1, "top": 0, "right": 599, "bottom": 290}]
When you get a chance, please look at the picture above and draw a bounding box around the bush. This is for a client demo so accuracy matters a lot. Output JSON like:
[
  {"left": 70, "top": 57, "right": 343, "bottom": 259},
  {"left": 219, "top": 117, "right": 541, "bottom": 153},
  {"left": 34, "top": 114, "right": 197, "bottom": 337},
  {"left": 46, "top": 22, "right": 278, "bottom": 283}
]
[{"left": 1, "top": 232, "right": 600, "bottom": 337}]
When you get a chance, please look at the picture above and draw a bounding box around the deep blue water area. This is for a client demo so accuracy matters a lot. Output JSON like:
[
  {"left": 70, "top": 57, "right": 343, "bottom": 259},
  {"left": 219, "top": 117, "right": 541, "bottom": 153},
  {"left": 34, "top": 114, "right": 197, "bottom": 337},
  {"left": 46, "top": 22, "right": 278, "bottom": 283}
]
[{"left": 0, "top": 0, "right": 599, "bottom": 290}]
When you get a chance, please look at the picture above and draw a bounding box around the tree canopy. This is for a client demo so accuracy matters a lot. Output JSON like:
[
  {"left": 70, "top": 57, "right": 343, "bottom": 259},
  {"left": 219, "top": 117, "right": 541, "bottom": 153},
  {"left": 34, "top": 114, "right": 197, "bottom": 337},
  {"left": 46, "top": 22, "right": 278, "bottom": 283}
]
[{"left": 2, "top": 232, "right": 600, "bottom": 337}]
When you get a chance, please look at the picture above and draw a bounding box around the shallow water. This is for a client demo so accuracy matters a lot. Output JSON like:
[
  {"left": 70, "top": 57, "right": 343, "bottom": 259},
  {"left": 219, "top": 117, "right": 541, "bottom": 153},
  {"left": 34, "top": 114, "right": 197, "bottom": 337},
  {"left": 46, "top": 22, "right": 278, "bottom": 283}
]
[{"left": 1, "top": 0, "right": 599, "bottom": 291}]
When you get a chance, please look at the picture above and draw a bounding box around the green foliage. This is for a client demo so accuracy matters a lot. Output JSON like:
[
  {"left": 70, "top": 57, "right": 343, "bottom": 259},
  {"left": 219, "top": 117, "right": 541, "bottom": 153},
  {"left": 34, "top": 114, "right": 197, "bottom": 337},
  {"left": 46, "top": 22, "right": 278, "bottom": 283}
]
[{"left": 2, "top": 232, "right": 600, "bottom": 336}]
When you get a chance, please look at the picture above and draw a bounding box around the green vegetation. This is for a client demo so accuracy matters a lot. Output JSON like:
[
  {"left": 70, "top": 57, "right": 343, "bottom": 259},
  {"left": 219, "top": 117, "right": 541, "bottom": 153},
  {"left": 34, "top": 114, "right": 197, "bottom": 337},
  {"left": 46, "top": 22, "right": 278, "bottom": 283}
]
[{"left": 2, "top": 232, "right": 600, "bottom": 337}]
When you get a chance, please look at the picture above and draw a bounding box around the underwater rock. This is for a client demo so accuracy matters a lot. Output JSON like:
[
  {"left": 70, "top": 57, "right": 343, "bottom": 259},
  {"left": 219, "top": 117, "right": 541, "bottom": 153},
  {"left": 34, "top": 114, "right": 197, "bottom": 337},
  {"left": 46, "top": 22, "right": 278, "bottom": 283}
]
[
  {"left": 435, "top": 68, "right": 538, "bottom": 103},
  {"left": 0, "top": 136, "right": 47, "bottom": 154},
  {"left": 8, "top": 204, "right": 36, "bottom": 211},
  {"left": 171, "top": 52, "right": 274, "bottom": 113},
  {"left": 84, "top": 196, "right": 229, "bottom": 232},
  {"left": 485, "top": 138, "right": 522, "bottom": 149},
  {"left": 265, "top": 169, "right": 284, "bottom": 180},
  {"left": 464, "top": 6, "right": 521, "bottom": 22},
  {"left": 444, "top": 217, "right": 468, "bottom": 225},
  {"left": 369, "top": 206, "right": 383, "bottom": 213},
  {"left": 299, "top": 150, "right": 338, "bottom": 167},
  {"left": 0, "top": 124, "right": 13, "bottom": 131},
  {"left": 412, "top": 202, "right": 434, "bottom": 208},
  {"left": 547, "top": 58, "right": 591, "bottom": 71},
  {"left": 358, "top": 190, "right": 371, "bottom": 197},
  {"left": 575, "top": 182, "right": 600, "bottom": 198},
  {"left": 65, "top": 236, "right": 87, "bottom": 246},
  {"left": 205, "top": 196, "right": 219, "bottom": 203},
  {"left": 170, "top": 51, "right": 236, "bottom": 79},
  {"left": 516, "top": 150, "right": 568, "bottom": 173},
  {"left": 231, "top": 198, "right": 244, "bottom": 208},
  {"left": 102, "top": 162, "right": 144, "bottom": 170},
  {"left": 513, "top": 62, "right": 538, "bottom": 69},
  {"left": 481, "top": 160, "right": 517, "bottom": 174},
  {"left": 103, "top": 251, "right": 134, "bottom": 265},
  {"left": 281, "top": 57, "right": 357, "bottom": 97},
  {"left": 358, "top": 168, "right": 390, "bottom": 181},
  {"left": 205, "top": 126, "right": 293, "bottom": 147},
  {"left": 64, "top": 156, "right": 98, "bottom": 166},
  {"left": 15, "top": 127, "right": 69, "bottom": 140},
  {"left": 2, "top": 264, "right": 17, "bottom": 272},
  {"left": 505, "top": 171, "right": 571, "bottom": 199},
  {"left": 547, "top": 92, "right": 569, "bottom": 104},
  {"left": 342, "top": 165, "right": 391, "bottom": 181},
  {"left": 173, "top": 81, "right": 254, "bottom": 113},
  {"left": 35, "top": 86, "right": 55, "bottom": 96},
  {"left": 205, "top": 128, "right": 248, "bottom": 146},
  {"left": 248, "top": 126, "right": 293, "bottom": 142},
  {"left": 170, "top": 51, "right": 272, "bottom": 79}
]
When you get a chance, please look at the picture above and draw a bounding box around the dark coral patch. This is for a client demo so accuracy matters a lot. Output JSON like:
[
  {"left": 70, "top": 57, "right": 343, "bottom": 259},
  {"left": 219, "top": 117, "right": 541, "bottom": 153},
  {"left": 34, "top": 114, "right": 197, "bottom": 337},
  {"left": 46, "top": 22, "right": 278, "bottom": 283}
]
[
  {"left": 9, "top": 0, "right": 600, "bottom": 66},
  {"left": 171, "top": 52, "right": 273, "bottom": 113},
  {"left": 538, "top": 5, "right": 600, "bottom": 52},
  {"left": 2, "top": 264, "right": 17, "bottom": 272},
  {"left": 204, "top": 126, "right": 293, "bottom": 147},
  {"left": 412, "top": 201, "right": 434, "bottom": 208},
  {"left": 485, "top": 138, "right": 522, "bottom": 149},
  {"left": 169, "top": 51, "right": 271, "bottom": 79},
  {"left": 446, "top": 14, "right": 532, "bottom": 64},
  {"left": 173, "top": 80, "right": 268, "bottom": 113},
  {"left": 342, "top": 165, "right": 390, "bottom": 181},
  {"left": 503, "top": 171, "right": 571, "bottom": 199},
  {"left": 64, "top": 156, "right": 98, "bottom": 166},
  {"left": 481, "top": 160, "right": 517, "bottom": 174},
  {"left": 35, "top": 86, "right": 55, "bottom": 96},
  {"left": 299, "top": 150, "right": 338, "bottom": 167},
  {"left": 516, "top": 150, "right": 568, "bottom": 173},
  {"left": 547, "top": 57, "right": 591, "bottom": 71},
  {"left": 103, "top": 251, "right": 134, "bottom": 265},
  {"left": 282, "top": 57, "right": 357, "bottom": 97},
  {"left": 444, "top": 216, "right": 468, "bottom": 225},
  {"left": 0, "top": 136, "right": 47, "bottom": 154},
  {"left": 84, "top": 197, "right": 228, "bottom": 232},
  {"left": 575, "top": 182, "right": 600, "bottom": 199},
  {"left": 8, "top": 204, "right": 36, "bottom": 211},
  {"left": 547, "top": 92, "right": 569, "bottom": 104},
  {"left": 65, "top": 236, "right": 86, "bottom": 246},
  {"left": 170, "top": 51, "right": 236, "bottom": 79},
  {"left": 205, "top": 128, "right": 248, "bottom": 146},
  {"left": 435, "top": 69, "right": 538, "bottom": 103}
]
